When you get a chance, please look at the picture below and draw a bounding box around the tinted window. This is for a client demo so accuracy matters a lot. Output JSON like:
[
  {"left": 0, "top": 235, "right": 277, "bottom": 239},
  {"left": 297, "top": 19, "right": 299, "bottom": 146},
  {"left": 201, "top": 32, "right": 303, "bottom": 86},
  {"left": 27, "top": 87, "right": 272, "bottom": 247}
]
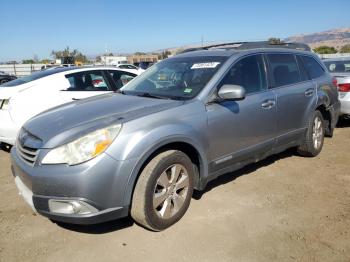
[
  {"left": 219, "top": 55, "right": 267, "bottom": 94},
  {"left": 323, "top": 60, "right": 350, "bottom": 73},
  {"left": 109, "top": 71, "right": 137, "bottom": 89},
  {"left": 268, "top": 54, "right": 301, "bottom": 87},
  {"left": 301, "top": 56, "right": 325, "bottom": 79},
  {"left": 296, "top": 55, "right": 310, "bottom": 81},
  {"left": 65, "top": 70, "right": 110, "bottom": 91}
]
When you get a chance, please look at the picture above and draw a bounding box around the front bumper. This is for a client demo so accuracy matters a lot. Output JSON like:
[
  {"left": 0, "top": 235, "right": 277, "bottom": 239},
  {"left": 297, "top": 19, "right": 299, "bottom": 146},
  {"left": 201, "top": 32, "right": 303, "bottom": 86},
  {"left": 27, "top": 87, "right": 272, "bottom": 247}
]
[
  {"left": 11, "top": 147, "right": 137, "bottom": 224},
  {"left": 0, "top": 110, "right": 19, "bottom": 145}
]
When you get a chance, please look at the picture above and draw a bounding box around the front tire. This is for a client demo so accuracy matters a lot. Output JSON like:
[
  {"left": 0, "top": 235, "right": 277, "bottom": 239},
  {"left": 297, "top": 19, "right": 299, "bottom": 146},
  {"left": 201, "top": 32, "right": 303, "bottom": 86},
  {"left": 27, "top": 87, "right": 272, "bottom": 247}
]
[
  {"left": 297, "top": 110, "right": 324, "bottom": 157},
  {"left": 131, "top": 150, "right": 194, "bottom": 231}
]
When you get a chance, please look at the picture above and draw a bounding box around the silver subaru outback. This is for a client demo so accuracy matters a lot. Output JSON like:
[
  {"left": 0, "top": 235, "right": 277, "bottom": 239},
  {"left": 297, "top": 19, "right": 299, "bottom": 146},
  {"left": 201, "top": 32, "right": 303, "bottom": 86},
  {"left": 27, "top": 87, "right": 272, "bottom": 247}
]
[{"left": 11, "top": 42, "right": 340, "bottom": 231}]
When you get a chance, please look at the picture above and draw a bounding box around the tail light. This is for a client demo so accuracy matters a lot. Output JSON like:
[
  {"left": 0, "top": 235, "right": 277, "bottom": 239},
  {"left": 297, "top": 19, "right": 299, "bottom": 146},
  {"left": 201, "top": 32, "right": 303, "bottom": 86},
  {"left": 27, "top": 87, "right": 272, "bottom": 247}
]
[{"left": 338, "top": 83, "right": 350, "bottom": 92}]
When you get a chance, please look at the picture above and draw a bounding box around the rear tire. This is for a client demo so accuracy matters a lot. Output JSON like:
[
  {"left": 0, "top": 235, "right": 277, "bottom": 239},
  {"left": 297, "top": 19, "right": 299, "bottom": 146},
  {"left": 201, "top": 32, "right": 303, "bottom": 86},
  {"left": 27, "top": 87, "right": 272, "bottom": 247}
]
[
  {"left": 297, "top": 110, "right": 324, "bottom": 157},
  {"left": 131, "top": 150, "right": 194, "bottom": 231}
]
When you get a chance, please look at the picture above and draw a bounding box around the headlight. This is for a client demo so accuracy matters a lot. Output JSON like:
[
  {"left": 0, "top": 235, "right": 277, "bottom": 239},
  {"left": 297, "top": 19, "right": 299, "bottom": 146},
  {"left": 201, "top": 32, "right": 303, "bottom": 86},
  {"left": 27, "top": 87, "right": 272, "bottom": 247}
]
[
  {"left": 42, "top": 124, "right": 122, "bottom": 165},
  {"left": 1, "top": 99, "right": 10, "bottom": 110}
]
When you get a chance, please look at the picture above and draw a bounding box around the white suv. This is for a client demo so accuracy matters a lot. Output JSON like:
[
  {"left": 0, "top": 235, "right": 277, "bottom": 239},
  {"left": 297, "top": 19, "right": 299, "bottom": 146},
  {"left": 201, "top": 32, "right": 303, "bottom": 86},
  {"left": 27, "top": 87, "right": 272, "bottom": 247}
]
[{"left": 0, "top": 66, "right": 139, "bottom": 146}]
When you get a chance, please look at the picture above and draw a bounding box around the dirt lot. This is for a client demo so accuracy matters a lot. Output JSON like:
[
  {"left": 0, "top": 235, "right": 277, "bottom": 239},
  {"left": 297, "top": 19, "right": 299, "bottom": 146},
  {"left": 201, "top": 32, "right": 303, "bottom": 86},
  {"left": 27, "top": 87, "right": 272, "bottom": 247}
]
[{"left": 0, "top": 120, "right": 349, "bottom": 262}]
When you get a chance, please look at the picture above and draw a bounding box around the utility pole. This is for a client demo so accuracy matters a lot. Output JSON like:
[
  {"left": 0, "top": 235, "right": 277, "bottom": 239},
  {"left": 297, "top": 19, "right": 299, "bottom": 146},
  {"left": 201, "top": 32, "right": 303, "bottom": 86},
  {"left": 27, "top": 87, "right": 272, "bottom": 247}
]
[{"left": 201, "top": 36, "right": 204, "bottom": 47}]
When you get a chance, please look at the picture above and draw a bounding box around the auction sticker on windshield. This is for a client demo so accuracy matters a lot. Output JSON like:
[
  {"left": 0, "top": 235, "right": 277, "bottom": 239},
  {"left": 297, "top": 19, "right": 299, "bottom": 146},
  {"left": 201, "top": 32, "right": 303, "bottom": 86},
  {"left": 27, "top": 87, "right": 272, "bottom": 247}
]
[{"left": 191, "top": 62, "right": 220, "bottom": 69}]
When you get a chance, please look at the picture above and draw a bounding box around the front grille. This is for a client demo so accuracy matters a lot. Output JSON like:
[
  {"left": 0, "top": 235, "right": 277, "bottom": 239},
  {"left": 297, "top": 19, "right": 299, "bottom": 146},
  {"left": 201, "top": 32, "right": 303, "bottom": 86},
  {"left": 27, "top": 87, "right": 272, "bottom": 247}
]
[{"left": 16, "top": 142, "right": 39, "bottom": 166}]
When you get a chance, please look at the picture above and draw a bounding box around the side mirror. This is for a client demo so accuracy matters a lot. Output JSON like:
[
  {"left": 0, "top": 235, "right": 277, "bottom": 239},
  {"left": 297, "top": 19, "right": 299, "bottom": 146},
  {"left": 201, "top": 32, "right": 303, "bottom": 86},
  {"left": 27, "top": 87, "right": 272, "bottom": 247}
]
[{"left": 218, "top": 84, "right": 246, "bottom": 100}]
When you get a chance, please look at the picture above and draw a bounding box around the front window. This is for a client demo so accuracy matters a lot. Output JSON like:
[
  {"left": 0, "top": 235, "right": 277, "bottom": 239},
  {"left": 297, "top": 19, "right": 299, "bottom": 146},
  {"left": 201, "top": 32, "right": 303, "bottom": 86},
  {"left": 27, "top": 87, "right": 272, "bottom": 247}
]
[
  {"left": 324, "top": 60, "right": 350, "bottom": 73},
  {"left": 109, "top": 70, "right": 136, "bottom": 89},
  {"left": 121, "top": 56, "right": 227, "bottom": 100},
  {"left": 218, "top": 55, "right": 267, "bottom": 94}
]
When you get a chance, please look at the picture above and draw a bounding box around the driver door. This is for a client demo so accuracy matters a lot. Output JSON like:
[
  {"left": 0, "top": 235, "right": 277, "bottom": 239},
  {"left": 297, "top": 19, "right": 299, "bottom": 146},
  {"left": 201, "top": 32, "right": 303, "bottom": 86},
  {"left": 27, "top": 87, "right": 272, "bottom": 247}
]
[{"left": 206, "top": 54, "right": 277, "bottom": 173}]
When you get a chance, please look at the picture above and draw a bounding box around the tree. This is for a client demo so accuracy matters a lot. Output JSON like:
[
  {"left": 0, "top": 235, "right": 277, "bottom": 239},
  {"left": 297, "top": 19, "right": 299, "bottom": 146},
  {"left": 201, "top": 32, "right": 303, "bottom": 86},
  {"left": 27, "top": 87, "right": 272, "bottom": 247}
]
[
  {"left": 134, "top": 52, "right": 146, "bottom": 56},
  {"left": 51, "top": 46, "right": 88, "bottom": 63},
  {"left": 340, "top": 44, "right": 350, "bottom": 53},
  {"left": 22, "top": 59, "right": 35, "bottom": 64},
  {"left": 40, "top": 59, "right": 51, "bottom": 64},
  {"left": 157, "top": 50, "right": 172, "bottom": 60},
  {"left": 313, "top": 46, "right": 337, "bottom": 54},
  {"left": 22, "top": 54, "right": 39, "bottom": 64},
  {"left": 95, "top": 56, "right": 102, "bottom": 62},
  {"left": 268, "top": 37, "right": 283, "bottom": 44}
]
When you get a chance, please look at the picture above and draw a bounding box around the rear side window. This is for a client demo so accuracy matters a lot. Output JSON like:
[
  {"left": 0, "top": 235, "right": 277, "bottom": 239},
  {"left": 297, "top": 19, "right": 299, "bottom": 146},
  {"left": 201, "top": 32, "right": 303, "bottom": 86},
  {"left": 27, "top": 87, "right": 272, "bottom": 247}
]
[
  {"left": 65, "top": 70, "right": 110, "bottom": 91},
  {"left": 219, "top": 54, "right": 267, "bottom": 94},
  {"left": 301, "top": 56, "right": 325, "bottom": 79},
  {"left": 296, "top": 55, "right": 310, "bottom": 81},
  {"left": 267, "top": 54, "right": 301, "bottom": 87}
]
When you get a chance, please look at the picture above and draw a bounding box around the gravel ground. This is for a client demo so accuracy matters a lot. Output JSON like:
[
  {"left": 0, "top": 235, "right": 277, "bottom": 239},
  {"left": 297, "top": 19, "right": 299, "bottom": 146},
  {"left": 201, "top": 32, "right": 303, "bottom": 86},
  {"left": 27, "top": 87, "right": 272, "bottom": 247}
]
[{"left": 0, "top": 120, "right": 349, "bottom": 262}]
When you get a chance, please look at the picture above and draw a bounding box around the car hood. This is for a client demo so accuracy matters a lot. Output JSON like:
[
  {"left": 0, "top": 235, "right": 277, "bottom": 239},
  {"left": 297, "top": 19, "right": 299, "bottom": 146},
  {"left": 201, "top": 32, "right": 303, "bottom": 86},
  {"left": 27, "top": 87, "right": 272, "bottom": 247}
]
[{"left": 22, "top": 93, "right": 183, "bottom": 148}]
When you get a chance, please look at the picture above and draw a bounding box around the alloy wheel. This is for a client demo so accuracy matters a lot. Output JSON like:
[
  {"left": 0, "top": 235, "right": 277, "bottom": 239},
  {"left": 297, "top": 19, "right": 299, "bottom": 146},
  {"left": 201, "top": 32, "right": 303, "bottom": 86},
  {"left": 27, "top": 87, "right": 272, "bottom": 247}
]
[
  {"left": 312, "top": 116, "right": 323, "bottom": 149},
  {"left": 153, "top": 164, "right": 189, "bottom": 219}
]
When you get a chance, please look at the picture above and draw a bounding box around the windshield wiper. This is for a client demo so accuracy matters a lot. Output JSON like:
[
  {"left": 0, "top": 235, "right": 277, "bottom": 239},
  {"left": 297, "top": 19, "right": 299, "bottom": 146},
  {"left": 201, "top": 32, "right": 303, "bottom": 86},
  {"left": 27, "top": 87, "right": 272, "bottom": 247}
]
[{"left": 135, "top": 92, "right": 170, "bottom": 99}]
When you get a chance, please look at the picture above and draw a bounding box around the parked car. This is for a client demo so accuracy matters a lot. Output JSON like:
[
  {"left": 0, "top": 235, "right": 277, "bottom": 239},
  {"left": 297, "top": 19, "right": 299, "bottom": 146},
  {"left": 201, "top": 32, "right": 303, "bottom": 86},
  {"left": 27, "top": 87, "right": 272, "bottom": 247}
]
[
  {"left": 137, "top": 61, "right": 154, "bottom": 70},
  {"left": 116, "top": 63, "right": 145, "bottom": 74},
  {"left": 0, "top": 71, "right": 17, "bottom": 85},
  {"left": 11, "top": 42, "right": 340, "bottom": 231},
  {"left": 0, "top": 67, "right": 139, "bottom": 146},
  {"left": 323, "top": 58, "right": 350, "bottom": 116}
]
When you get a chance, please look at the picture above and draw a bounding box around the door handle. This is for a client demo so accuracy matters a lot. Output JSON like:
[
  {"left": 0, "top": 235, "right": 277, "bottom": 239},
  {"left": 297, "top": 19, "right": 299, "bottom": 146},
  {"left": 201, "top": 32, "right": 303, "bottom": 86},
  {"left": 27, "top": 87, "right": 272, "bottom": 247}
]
[
  {"left": 304, "top": 89, "right": 314, "bottom": 97},
  {"left": 72, "top": 98, "right": 80, "bottom": 101},
  {"left": 261, "top": 100, "right": 275, "bottom": 109}
]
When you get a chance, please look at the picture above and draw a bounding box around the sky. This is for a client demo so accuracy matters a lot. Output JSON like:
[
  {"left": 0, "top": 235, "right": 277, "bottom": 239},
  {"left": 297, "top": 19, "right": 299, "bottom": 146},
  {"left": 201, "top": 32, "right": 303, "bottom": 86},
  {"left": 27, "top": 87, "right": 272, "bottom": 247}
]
[{"left": 0, "top": 0, "right": 349, "bottom": 62}]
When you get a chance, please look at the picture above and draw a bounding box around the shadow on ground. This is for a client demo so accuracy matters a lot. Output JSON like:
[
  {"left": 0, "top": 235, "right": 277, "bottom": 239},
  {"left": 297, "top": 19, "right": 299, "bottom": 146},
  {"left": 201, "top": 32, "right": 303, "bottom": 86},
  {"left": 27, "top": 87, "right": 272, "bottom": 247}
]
[
  {"left": 337, "top": 117, "right": 350, "bottom": 128},
  {"left": 193, "top": 148, "right": 295, "bottom": 200},
  {"left": 54, "top": 217, "right": 135, "bottom": 234}
]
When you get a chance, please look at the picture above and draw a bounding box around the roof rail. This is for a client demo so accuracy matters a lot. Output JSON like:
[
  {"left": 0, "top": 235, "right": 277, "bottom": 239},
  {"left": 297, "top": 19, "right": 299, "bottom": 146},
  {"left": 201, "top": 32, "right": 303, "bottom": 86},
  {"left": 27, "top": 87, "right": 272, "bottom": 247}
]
[{"left": 179, "top": 41, "right": 311, "bottom": 54}]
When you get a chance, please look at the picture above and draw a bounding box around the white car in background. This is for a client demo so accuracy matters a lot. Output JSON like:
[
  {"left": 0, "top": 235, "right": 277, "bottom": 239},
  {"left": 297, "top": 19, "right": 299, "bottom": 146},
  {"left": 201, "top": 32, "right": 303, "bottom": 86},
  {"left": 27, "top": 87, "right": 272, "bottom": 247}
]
[
  {"left": 323, "top": 58, "right": 350, "bottom": 117},
  {"left": 116, "top": 63, "right": 145, "bottom": 74},
  {"left": 0, "top": 66, "right": 139, "bottom": 146}
]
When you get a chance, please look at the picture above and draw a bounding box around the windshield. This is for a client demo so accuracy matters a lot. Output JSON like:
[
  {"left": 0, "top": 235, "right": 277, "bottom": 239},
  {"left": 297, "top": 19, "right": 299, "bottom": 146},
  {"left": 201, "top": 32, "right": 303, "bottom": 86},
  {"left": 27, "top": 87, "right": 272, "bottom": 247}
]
[
  {"left": 324, "top": 60, "right": 350, "bottom": 73},
  {"left": 121, "top": 56, "right": 227, "bottom": 100}
]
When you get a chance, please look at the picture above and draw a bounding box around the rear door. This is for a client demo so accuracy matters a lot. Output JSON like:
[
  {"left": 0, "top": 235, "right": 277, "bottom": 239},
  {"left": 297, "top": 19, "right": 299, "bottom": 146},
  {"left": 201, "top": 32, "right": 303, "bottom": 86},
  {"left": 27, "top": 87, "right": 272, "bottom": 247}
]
[
  {"left": 60, "top": 70, "right": 113, "bottom": 101},
  {"left": 267, "top": 53, "right": 317, "bottom": 146}
]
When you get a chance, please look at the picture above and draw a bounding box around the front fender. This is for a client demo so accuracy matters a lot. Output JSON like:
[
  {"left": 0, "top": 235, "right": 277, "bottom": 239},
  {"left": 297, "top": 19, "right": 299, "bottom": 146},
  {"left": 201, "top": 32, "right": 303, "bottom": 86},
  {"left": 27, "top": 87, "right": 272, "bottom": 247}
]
[{"left": 108, "top": 124, "right": 209, "bottom": 206}]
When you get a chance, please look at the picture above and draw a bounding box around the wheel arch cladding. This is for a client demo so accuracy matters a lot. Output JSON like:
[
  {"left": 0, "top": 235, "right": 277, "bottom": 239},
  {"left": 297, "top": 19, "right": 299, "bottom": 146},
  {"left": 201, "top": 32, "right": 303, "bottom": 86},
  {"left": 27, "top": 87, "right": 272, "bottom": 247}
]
[{"left": 316, "top": 104, "right": 332, "bottom": 135}]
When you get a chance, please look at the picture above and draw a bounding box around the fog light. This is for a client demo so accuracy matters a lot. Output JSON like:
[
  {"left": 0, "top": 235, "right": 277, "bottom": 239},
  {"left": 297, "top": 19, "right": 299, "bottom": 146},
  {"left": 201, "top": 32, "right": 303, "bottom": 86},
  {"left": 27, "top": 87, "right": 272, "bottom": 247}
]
[{"left": 48, "top": 200, "right": 98, "bottom": 215}]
